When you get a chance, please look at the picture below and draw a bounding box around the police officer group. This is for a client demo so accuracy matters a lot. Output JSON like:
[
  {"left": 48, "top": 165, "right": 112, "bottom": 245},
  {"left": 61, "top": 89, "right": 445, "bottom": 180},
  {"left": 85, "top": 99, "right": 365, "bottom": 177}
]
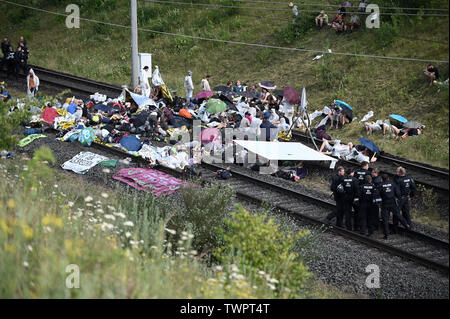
[
  {"left": 329, "top": 162, "right": 416, "bottom": 239},
  {"left": 1, "top": 36, "right": 29, "bottom": 79}
]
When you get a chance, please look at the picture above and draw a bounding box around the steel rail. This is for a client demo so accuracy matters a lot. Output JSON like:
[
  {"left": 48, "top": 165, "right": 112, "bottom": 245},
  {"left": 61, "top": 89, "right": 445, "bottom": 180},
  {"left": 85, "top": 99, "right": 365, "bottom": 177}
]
[
  {"left": 68, "top": 134, "right": 448, "bottom": 274},
  {"left": 290, "top": 131, "right": 449, "bottom": 191}
]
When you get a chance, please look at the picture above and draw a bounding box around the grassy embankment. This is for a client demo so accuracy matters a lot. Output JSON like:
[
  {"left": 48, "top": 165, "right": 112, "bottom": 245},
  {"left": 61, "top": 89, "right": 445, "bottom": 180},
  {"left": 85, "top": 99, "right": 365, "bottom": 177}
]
[{"left": 1, "top": 0, "right": 448, "bottom": 167}]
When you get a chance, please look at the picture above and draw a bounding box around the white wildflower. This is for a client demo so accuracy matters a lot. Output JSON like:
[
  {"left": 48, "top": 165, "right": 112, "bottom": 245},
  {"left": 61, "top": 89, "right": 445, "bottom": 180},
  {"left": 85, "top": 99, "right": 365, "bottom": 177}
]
[
  {"left": 164, "top": 228, "right": 176, "bottom": 235},
  {"left": 114, "top": 212, "right": 126, "bottom": 218},
  {"left": 107, "top": 205, "right": 116, "bottom": 211},
  {"left": 84, "top": 196, "right": 93, "bottom": 202},
  {"left": 231, "top": 264, "right": 239, "bottom": 273},
  {"left": 187, "top": 233, "right": 194, "bottom": 239},
  {"left": 27, "top": 245, "right": 33, "bottom": 252},
  {"left": 181, "top": 231, "right": 188, "bottom": 236},
  {"left": 181, "top": 235, "right": 188, "bottom": 241},
  {"left": 23, "top": 261, "right": 29, "bottom": 268},
  {"left": 215, "top": 266, "right": 223, "bottom": 271},
  {"left": 101, "top": 192, "right": 109, "bottom": 198},
  {"left": 68, "top": 201, "right": 74, "bottom": 207},
  {"left": 258, "top": 270, "right": 266, "bottom": 275},
  {"left": 269, "top": 278, "right": 279, "bottom": 284},
  {"left": 96, "top": 208, "right": 104, "bottom": 214},
  {"left": 267, "top": 283, "right": 276, "bottom": 290},
  {"left": 125, "top": 232, "right": 132, "bottom": 238},
  {"left": 190, "top": 250, "right": 197, "bottom": 255},
  {"left": 54, "top": 184, "right": 58, "bottom": 188},
  {"left": 124, "top": 221, "right": 134, "bottom": 227},
  {"left": 104, "top": 214, "right": 116, "bottom": 221}
]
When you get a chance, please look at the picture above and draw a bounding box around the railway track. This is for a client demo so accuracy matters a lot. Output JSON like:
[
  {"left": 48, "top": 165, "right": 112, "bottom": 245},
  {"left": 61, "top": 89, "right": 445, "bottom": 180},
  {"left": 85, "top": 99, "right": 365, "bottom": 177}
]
[
  {"left": 290, "top": 131, "right": 449, "bottom": 192},
  {"left": 5, "top": 64, "right": 449, "bottom": 274},
  {"left": 80, "top": 135, "right": 448, "bottom": 275}
]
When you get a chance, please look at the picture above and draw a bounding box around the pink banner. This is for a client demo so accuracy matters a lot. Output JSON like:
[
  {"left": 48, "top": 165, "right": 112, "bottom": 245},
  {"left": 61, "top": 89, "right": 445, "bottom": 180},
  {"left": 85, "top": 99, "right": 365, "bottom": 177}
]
[{"left": 112, "top": 168, "right": 185, "bottom": 196}]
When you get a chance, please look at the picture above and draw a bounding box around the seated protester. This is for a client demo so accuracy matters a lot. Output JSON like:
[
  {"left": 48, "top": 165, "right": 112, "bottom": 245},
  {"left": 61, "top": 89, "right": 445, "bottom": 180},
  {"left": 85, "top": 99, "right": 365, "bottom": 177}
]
[
  {"left": 260, "top": 111, "right": 277, "bottom": 141},
  {"left": 424, "top": 64, "right": 440, "bottom": 87},
  {"left": 315, "top": 125, "right": 332, "bottom": 140},
  {"left": 249, "top": 85, "right": 262, "bottom": 99},
  {"left": 268, "top": 108, "right": 280, "bottom": 124},
  {"left": 319, "top": 138, "right": 353, "bottom": 159},
  {"left": 358, "top": 0, "right": 368, "bottom": 12},
  {"left": 232, "top": 80, "right": 244, "bottom": 93},
  {"left": 226, "top": 81, "right": 233, "bottom": 90},
  {"left": 332, "top": 14, "right": 347, "bottom": 34},
  {"left": 239, "top": 112, "right": 252, "bottom": 128},
  {"left": 395, "top": 127, "right": 422, "bottom": 140},
  {"left": 329, "top": 106, "right": 342, "bottom": 129},
  {"left": 260, "top": 88, "right": 271, "bottom": 105},
  {"left": 216, "top": 167, "right": 232, "bottom": 180},
  {"left": 347, "top": 12, "right": 361, "bottom": 32},
  {"left": 364, "top": 120, "right": 383, "bottom": 135},
  {"left": 278, "top": 117, "right": 290, "bottom": 132},
  {"left": 315, "top": 10, "right": 329, "bottom": 29}
]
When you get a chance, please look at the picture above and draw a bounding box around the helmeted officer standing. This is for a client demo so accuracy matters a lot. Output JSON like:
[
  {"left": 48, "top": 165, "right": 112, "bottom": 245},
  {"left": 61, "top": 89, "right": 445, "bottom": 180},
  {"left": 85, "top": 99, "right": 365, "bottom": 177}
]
[
  {"left": 371, "top": 167, "right": 382, "bottom": 230},
  {"left": 330, "top": 166, "right": 345, "bottom": 228},
  {"left": 394, "top": 167, "right": 416, "bottom": 228},
  {"left": 357, "top": 174, "right": 379, "bottom": 236},
  {"left": 353, "top": 161, "right": 370, "bottom": 230},
  {"left": 379, "top": 174, "right": 410, "bottom": 239},
  {"left": 341, "top": 168, "right": 358, "bottom": 230}
]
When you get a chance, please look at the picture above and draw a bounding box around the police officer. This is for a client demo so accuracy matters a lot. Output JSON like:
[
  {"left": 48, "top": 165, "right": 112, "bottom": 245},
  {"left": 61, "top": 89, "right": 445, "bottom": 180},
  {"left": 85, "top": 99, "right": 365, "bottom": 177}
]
[
  {"left": 353, "top": 161, "right": 370, "bottom": 231},
  {"left": 394, "top": 167, "right": 416, "bottom": 228},
  {"left": 379, "top": 174, "right": 410, "bottom": 239},
  {"left": 330, "top": 166, "right": 345, "bottom": 227},
  {"left": 341, "top": 168, "right": 358, "bottom": 230},
  {"left": 371, "top": 167, "right": 382, "bottom": 230},
  {"left": 357, "top": 174, "right": 379, "bottom": 236}
]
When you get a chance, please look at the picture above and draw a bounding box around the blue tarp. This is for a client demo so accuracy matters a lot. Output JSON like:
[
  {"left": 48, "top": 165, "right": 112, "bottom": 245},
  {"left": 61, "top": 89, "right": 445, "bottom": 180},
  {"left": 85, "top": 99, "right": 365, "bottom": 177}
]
[{"left": 119, "top": 135, "right": 142, "bottom": 152}]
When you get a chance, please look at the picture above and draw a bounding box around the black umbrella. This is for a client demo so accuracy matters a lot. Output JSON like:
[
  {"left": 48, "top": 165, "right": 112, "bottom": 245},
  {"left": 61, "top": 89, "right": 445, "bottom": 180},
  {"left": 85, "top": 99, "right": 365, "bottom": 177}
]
[
  {"left": 403, "top": 121, "right": 423, "bottom": 129},
  {"left": 339, "top": 105, "right": 353, "bottom": 121},
  {"left": 273, "top": 89, "right": 284, "bottom": 97},
  {"left": 239, "top": 90, "right": 256, "bottom": 99},
  {"left": 218, "top": 93, "right": 234, "bottom": 104},
  {"left": 259, "top": 81, "right": 276, "bottom": 90},
  {"left": 213, "top": 85, "right": 231, "bottom": 92}
]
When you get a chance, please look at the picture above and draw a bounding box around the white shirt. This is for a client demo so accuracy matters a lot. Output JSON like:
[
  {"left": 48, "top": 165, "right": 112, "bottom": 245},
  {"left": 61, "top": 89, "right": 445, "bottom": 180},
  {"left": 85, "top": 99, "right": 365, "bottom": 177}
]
[
  {"left": 200, "top": 78, "right": 211, "bottom": 91},
  {"left": 184, "top": 76, "right": 194, "bottom": 90}
]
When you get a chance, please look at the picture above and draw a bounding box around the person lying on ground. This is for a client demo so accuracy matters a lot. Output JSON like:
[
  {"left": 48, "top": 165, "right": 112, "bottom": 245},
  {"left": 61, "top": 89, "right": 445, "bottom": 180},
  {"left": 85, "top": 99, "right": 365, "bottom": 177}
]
[
  {"left": 364, "top": 120, "right": 382, "bottom": 135},
  {"left": 216, "top": 167, "right": 232, "bottom": 180},
  {"left": 347, "top": 145, "right": 378, "bottom": 163},
  {"left": 423, "top": 64, "right": 440, "bottom": 87},
  {"left": 315, "top": 10, "right": 329, "bottom": 28},
  {"left": 319, "top": 138, "right": 353, "bottom": 158},
  {"left": 395, "top": 127, "right": 422, "bottom": 140}
]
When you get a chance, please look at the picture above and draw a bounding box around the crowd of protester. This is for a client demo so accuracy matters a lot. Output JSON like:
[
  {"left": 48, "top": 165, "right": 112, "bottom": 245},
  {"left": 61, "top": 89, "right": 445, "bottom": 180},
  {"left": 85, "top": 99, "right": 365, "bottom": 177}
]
[
  {"left": 1, "top": 36, "right": 29, "bottom": 79},
  {"left": 314, "top": 1, "right": 367, "bottom": 34}
]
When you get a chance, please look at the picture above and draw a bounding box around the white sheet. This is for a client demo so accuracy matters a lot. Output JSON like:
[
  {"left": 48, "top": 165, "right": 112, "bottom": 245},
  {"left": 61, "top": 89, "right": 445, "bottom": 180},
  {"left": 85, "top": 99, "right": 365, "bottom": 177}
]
[{"left": 234, "top": 140, "right": 337, "bottom": 169}]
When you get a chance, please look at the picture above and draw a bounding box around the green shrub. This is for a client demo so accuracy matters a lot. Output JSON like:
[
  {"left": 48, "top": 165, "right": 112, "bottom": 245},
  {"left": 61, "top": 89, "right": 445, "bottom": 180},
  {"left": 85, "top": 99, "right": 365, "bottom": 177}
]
[
  {"left": 215, "top": 205, "right": 314, "bottom": 298},
  {"left": 167, "top": 183, "right": 235, "bottom": 257}
]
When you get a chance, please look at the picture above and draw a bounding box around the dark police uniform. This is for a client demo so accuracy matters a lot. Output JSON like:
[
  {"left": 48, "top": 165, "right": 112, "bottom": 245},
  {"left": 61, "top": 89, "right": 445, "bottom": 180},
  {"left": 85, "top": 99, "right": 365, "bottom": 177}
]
[
  {"left": 353, "top": 168, "right": 370, "bottom": 230},
  {"left": 394, "top": 175, "right": 417, "bottom": 227},
  {"left": 340, "top": 174, "right": 358, "bottom": 230},
  {"left": 372, "top": 175, "right": 383, "bottom": 230},
  {"left": 330, "top": 173, "right": 344, "bottom": 227},
  {"left": 379, "top": 180, "right": 409, "bottom": 237},
  {"left": 357, "top": 181, "right": 379, "bottom": 235}
]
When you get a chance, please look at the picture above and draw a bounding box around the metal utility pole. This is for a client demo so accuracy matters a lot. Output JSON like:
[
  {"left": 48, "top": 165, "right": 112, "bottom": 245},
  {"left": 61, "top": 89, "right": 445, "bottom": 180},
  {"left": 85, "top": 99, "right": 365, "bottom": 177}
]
[{"left": 131, "top": 0, "right": 139, "bottom": 89}]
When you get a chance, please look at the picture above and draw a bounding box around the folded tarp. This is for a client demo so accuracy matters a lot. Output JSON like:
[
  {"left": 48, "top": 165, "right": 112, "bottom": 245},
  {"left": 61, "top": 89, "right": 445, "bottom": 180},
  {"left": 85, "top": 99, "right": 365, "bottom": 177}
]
[
  {"left": 17, "top": 134, "right": 47, "bottom": 147},
  {"left": 234, "top": 140, "right": 338, "bottom": 169},
  {"left": 112, "top": 168, "right": 185, "bottom": 196},
  {"left": 120, "top": 135, "right": 142, "bottom": 151},
  {"left": 61, "top": 151, "right": 109, "bottom": 174}
]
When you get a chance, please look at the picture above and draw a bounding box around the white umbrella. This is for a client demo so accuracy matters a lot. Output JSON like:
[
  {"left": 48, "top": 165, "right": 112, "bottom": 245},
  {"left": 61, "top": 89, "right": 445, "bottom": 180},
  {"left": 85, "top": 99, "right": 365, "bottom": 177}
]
[{"left": 300, "top": 87, "right": 307, "bottom": 113}]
